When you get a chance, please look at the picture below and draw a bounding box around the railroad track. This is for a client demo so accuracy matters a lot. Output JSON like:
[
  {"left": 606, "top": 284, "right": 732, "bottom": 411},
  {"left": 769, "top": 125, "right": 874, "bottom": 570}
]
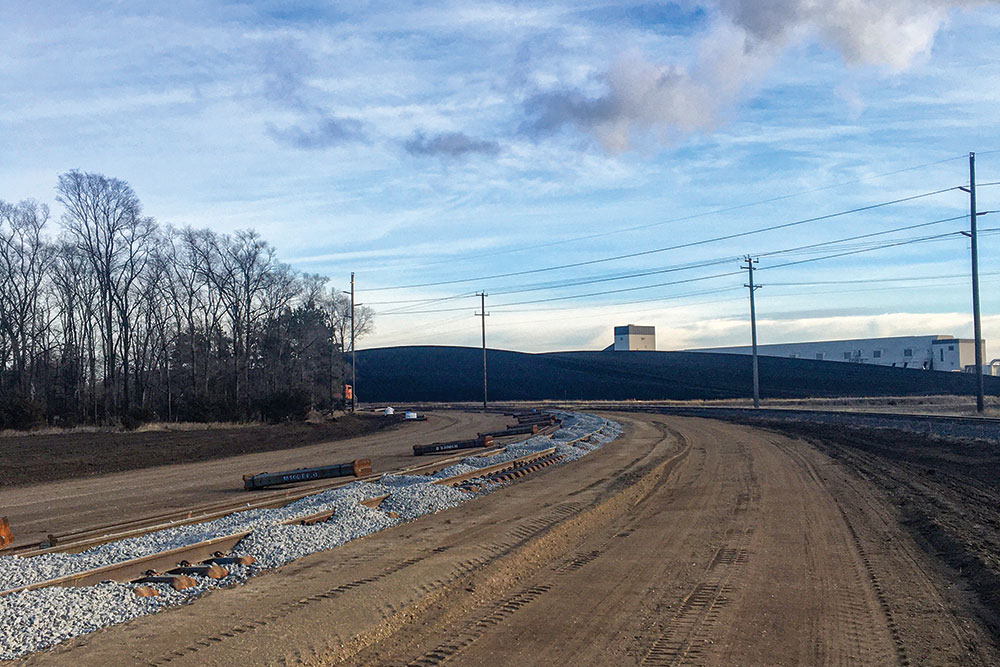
[
  {"left": 0, "top": 412, "right": 605, "bottom": 599},
  {"left": 3, "top": 420, "right": 560, "bottom": 560}
]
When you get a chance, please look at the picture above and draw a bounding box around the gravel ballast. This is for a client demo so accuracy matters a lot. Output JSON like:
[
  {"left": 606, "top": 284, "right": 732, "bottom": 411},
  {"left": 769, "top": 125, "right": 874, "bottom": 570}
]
[{"left": 0, "top": 412, "right": 620, "bottom": 659}]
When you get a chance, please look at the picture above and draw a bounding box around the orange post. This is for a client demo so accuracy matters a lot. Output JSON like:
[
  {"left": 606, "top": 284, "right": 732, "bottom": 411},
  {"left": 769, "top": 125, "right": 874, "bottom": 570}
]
[{"left": 0, "top": 517, "right": 13, "bottom": 549}]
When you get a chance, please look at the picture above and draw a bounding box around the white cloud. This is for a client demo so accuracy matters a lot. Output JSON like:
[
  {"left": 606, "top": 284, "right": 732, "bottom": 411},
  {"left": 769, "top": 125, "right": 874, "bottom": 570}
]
[{"left": 522, "top": 0, "right": 996, "bottom": 152}]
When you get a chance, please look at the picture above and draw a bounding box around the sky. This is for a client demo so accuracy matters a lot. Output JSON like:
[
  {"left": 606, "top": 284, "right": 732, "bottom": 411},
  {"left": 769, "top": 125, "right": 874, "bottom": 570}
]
[{"left": 3, "top": 0, "right": 1000, "bottom": 356}]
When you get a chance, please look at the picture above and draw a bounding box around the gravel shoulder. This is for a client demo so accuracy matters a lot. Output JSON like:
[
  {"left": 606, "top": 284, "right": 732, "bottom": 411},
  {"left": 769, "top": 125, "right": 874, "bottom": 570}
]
[{"left": 18, "top": 414, "right": 995, "bottom": 666}]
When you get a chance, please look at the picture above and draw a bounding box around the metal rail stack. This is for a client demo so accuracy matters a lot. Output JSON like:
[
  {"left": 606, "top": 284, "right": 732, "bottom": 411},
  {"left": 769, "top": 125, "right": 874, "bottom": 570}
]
[
  {"left": 413, "top": 435, "right": 494, "bottom": 456},
  {"left": 243, "top": 458, "right": 373, "bottom": 491}
]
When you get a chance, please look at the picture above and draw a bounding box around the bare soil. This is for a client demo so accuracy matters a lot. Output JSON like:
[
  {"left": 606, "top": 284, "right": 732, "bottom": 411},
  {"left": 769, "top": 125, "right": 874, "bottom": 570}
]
[
  {"left": 0, "top": 414, "right": 396, "bottom": 487},
  {"left": 22, "top": 413, "right": 998, "bottom": 666},
  {"left": 747, "top": 419, "right": 1000, "bottom": 640}
]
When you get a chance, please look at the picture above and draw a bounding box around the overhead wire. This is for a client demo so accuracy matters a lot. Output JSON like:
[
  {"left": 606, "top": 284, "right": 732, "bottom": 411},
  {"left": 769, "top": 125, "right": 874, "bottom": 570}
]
[
  {"left": 382, "top": 153, "right": 972, "bottom": 271},
  {"left": 359, "top": 186, "right": 961, "bottom": 292},
  {"left": 759, "top": 229, "right": 985, "bottom": 273},
  {"left": 375, "top": 212, "right": 986, "bottom": 313},
  {"left": 485, "top": 213, "right": 975, "bottom": 297},
  {"left": 766, "top": 270, "right": 1000, "bottom": 287},
  {"left": 375, "top": 226, "right": 996, "bottom": 315}
]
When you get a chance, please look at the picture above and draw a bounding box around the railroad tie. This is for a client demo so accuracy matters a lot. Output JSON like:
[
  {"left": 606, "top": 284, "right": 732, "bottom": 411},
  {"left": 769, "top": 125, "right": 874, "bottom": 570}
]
[
  {"left": 300, "top": 511, "right": 336, "bottom": 526},
  {"left": 133, "top": 573, "right": 199, "bottom": 591},
  {"left": 167, "top": 563, "right": 229, "bottom": 579},
  {"left": 132, "top": 585, "right": 160, "bottom": 597},
  {"left": 204, "top": 553, "right": 256, "bottom": 567}
]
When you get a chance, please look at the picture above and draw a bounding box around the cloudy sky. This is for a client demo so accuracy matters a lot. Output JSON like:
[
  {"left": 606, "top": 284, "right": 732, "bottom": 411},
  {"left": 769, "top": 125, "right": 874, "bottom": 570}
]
[{"left": 3, "top": 0, "right": 1000, "bottom": 354}]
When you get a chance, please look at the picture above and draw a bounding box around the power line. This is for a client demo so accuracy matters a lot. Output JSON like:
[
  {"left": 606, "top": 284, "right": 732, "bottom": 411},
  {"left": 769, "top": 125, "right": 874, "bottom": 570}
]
[
  {"left": 759, "top": 230, "right": 974, "bottom": 273},
  {"left": 490, "top": 288, "right": 747, "bottom": 315},
  {"left": 766, "top": 270, "right": 1000, "bottom": 286},
  {"left": 361, "top": 291, "right": 477, "bottom": 306},
  {"left": 487, "top": 256, "right": 740, "bottom": 296},
  {"left": 359, "top": 186, "right": 961, "bottom": 292},
  {"left": 760, "top": 276, "right": 1000, "bottom": 301},
  {"left": 377, "top": 270, "right": 743, "bottom": 313},
  {"left": 759, "top": 214, "right": 970, "bottom": 258},
  {"left": 489, "top": 213, "right": 973, "bottom": 297},
  {"left": 384, "top": 153, "right": 972, "bottom": 270},
  {"left": 378, "top": 213, "right": 981, "bottom": 312},
  {"left": 376, "top": 227, "right": 990, "bottom": 315}
]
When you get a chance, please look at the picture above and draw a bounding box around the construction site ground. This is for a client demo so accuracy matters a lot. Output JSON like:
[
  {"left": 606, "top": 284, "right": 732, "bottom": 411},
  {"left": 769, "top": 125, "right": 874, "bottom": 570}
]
[
  {"left": 11, "top": 411, "right": 1000, "bottom": 666},
  {"left": 0, "top": 410, "right": 510, "bottom": 546},
  {"left": 0, "top": 413, "right": 405, "bottom": 487}
]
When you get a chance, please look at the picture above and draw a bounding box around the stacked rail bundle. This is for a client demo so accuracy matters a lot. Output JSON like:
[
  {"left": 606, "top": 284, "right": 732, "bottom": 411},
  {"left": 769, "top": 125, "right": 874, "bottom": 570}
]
[
  {"left": 243, "top": 458, "right": 373, "bottom": 491},
  {"left": 515, "top": 412, "right": 556, "bottom": 424},
  {"left": 516, "top": 415, "right": 559, "bottom": 430},
  {"left": 479, "top": 423, "right": 539, "bottom": 437},
  {"left": 412, "top": 435, "right": 494, "bottom": 456}
]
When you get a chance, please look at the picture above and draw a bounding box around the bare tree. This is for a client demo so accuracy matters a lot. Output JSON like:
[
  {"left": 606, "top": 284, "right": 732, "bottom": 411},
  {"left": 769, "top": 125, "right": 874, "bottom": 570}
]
[
  {"left": 0, "top": 200, "right": 54, "bottom": 395},
  {"left": 56, "top": 171, "right": 144, "bottom": 419},
  {"left": 321, "top": 287, "right": 374, "bottom": 354},
  {"left": 2, "top": 173, "right": 375, "bottom": 428}
]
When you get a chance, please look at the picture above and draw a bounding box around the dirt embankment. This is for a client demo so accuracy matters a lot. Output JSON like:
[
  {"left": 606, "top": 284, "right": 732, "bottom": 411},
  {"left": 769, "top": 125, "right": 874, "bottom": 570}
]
[
  {"left": 0, "top": 415, "right": 397, "bottom": 487},
  {"left": 753, "top": 420, "right": 1000, "bottom": 635}
]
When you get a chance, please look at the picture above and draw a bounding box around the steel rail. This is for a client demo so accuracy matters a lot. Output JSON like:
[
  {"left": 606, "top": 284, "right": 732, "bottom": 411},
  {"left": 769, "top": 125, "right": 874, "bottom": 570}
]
[
  {"left": 3, "top": 428, "right": 539, "bottom": 559},
  {"left": 433, "top": 447, "right": 558, "bottom": 486},
  {"left": 0, "top": 443, "right": 578, "bottom": 597}
]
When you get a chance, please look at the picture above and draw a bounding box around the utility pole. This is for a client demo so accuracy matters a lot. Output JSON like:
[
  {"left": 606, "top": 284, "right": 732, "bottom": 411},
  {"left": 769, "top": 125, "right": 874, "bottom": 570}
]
[
  {"left": 961, "top": 152, "right": 986, "bottom": 413},
  {"left": 743, "top": 256, "right": 761, "bottom": 409},
  {"left": 476, "top": 292, "right": 489, "bottom": 410},
  {"left": 350, "top": 272, "right": 356, "bottom": 413}
]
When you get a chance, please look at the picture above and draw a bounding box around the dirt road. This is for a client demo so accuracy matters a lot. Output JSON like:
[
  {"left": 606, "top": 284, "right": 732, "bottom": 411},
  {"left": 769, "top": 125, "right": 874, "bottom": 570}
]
[
  {"left": 0, "top": 410, "right": 510, "bottom": 545},
  {"left": 19, "top": 413, "right": 998, "bottom": 666}
]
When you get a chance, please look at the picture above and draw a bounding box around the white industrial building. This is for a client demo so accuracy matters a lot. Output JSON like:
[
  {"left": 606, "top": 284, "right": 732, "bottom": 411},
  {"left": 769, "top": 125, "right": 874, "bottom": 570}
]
[
  {"left": 610, "top": 324, "right": 656, "bottom": 351},
  {"left": 688, "top": 335, "right": 988, "bottom": 372}
]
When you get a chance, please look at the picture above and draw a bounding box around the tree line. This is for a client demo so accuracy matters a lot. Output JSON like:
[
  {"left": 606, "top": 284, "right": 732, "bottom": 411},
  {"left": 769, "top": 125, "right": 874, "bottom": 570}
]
[{"left": 0, "top": 170, "right": 373, "bottom": 429}]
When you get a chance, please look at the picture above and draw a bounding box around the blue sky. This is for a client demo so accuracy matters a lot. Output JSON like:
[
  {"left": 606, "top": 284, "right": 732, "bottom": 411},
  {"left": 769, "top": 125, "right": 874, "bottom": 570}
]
[{"left": 3, "top": 1, "right": 1000, "bottom": 354}]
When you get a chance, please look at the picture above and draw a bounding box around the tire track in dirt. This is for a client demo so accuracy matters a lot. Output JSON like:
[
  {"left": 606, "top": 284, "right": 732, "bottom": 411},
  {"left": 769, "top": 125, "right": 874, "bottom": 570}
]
[
  {"left": 640, "top": 440, "right": 760, "bottom": 666},
  {"left": 767, "top": 432, "right": 998, "bottom": 665},
  {"left": 765, "top": 437, "right": 903, "bottom": 666},
  {"left": 353, "top": 419, "right": 687, "bottom": 667},
  {"left": 397, "top": 417, "right": 915, "bottom": 667}
]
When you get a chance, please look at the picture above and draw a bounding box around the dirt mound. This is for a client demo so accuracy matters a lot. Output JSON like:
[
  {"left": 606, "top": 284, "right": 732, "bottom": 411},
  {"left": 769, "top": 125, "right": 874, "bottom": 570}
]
[{"left": 355, "top": 345, "right": 1000, "bottom": 402}]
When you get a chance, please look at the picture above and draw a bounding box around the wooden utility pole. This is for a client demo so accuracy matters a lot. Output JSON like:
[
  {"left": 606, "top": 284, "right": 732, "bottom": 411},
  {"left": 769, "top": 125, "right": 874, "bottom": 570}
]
[
  {"left": 967, "top": 152, "right": 986, "bottom": 413},
  {"left": 743, "top": 256, "right": 761, "bottom": 409},
  {"left": 476, "top": 292, "right": 489, "bottom": 410},
  {"left": 350, "top": 272, "right": 356, "bottom": 413}
]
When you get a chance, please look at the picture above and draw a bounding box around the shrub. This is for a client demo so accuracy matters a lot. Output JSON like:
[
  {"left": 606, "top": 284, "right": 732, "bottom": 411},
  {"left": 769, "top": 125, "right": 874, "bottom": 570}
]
[
  {"left": 0, "top": 391, "right": 45, "bottom": 430},
  {"left": 255, "top": 390, "right": 312, "bottom": 423},
  {"left": 122, "top": 405, "right": 157, "bottom": 430}
]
